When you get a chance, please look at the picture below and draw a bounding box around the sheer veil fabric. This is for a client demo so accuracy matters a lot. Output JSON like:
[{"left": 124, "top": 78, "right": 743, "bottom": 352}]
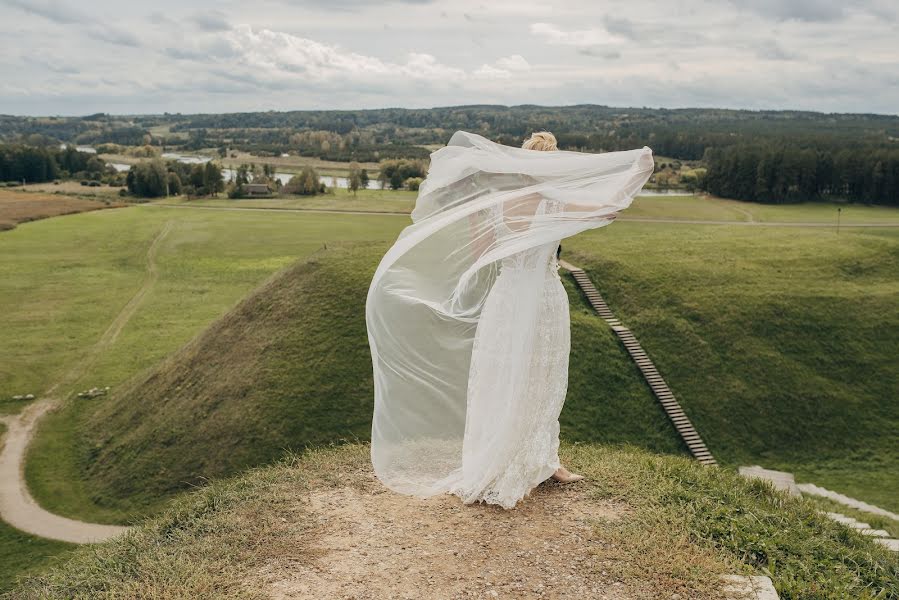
[{"left": 366, "top": 131, "right": 654, "bottom": 506}]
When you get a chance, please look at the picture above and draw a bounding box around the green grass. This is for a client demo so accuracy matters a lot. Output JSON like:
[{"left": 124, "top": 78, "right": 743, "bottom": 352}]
[
  {"left": 14, "top": 206, "right": 406, "bottom": 523},
  {"left": 0, "top": 521, "right": 73, "bottom": 593},
  {"left": 154, "top": 187, "right": 418, "bottom": 213},
  {"left": 3, "top": 196, "right": 898, "bottom": 591},
  {"left": 0, "top": 204, "right": 406, "bottom": 587},
  {"left": 801, "top": 494, "right": 899, "bottom": 538},
  {"left": 62, "top": 243, "right": 684, "bottom": 517},
  {"left": 8, "top": 443, "right": 898, "bottom": 600},
  {"left": 153, "top": 191, "right": 899, "bottom": 226},
  {"left": 625, "top": 195, "right": 899, "bottom": 224},
  {"left": 565, "top": 222, "right": 899, "bottom": 512}
]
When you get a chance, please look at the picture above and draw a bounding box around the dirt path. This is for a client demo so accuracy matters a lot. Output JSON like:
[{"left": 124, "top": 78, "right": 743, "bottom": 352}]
[
  {"left": 0, "top": 221, "right": 173, "bottom": 543},
  {"left": 145, "top": 203, "right": 899, "bottom": 227},
  {"left": 258, "top": 480, "right": 636, "bottom": 600}
]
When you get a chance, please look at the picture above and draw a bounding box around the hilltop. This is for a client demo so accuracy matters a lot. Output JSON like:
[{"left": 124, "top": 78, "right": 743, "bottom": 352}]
[
  {"left": 70, "top": 243, "right": 681, "bottom": 514},
  {"left": 9, "top": 442, "right": 898, "bottom": 599}
]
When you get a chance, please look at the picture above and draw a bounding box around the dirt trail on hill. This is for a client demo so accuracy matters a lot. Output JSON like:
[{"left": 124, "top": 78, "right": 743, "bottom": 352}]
[
  {"left": 257, "top": 478, "right": 639, "bottom": 600},
  {"left": 0, "top": 221, "right": 173, "bottom": 543}
]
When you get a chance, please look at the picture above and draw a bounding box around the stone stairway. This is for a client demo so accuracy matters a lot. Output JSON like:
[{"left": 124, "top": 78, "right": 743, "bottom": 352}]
[
  {"left": 737, "top": 467, "right": 899, "bottom": 552},
  {"left": 797, "top": 482, "right": 899, "bottom": 521},
  {"left": 561, "top": 260, "right": 717, "bottom": 467},
  {"left": 722, "top": 575, "right": 780, "bottom": 600}
]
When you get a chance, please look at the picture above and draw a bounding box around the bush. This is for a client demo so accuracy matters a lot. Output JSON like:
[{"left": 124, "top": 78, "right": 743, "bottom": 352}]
[{"left": 283, "top": 167, "right": 321, "bottom": 195}]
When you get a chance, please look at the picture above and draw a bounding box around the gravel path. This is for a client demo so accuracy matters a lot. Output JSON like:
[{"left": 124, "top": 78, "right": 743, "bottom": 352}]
[{"left": 258, "top": 480, "right": 634, "bottom": 600}]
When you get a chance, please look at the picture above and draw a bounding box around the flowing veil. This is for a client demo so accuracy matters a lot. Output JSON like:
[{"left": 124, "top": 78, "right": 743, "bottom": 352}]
[{"left": 366, "top": 131, "right": 654, "bottom": 498}]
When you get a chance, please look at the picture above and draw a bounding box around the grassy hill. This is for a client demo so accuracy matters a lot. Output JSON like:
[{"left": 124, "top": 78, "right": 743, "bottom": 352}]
[
  {"left": 8, "top": 442, "right": 898, "bottom": 599},
  {"left": 67, "top": 243, "right": 682, "bottom": 514},
  {"left": 566, "top": 222, "right": 899, "bottom": 511},
  {"left": 33, "top": 217, "right": 899, "bottom": 519}
]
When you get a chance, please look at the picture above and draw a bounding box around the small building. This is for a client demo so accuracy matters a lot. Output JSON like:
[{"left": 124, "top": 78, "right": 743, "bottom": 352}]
[{"left": 243, "top": 183, "right": 273, "bottom": 197}]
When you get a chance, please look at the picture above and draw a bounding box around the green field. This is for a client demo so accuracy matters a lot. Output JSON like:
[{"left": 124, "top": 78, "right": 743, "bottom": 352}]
[
  {"left": 0, "top": 204, "right": 406, "bottom": 587},
  {"left": 565, "top": 223, "right": 899, "bottom": 511},
  {"left": 49, "top": 243, "right": 683, "bottom": 518},
  {"left": 154, "top": 187, "right": 417, "bottom": 213},
  {"left": 0, "top": 204, "right": 406, "bottom": 412},
  {"left": 156, "top": 189, "right": 899, "bottom": 225},
  {"left": 626, "top": 194, "right": 899, "bottom": 224},
  {"left": 1, "top": 194, "right": 897, "bottom": 591}
]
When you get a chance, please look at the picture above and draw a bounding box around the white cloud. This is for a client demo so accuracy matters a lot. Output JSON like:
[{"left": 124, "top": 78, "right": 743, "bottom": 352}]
[
  {"left": 495, "top": 54, "right": 530, "bottom": 71},
  {"left": 529, "top": 22, "right": 626, "bottom": 48},
  {"left": 212, "top": 25, "right": 466, "bottom": 83},
  {"left": 474, "top": 64, "right": 512, "bottom": 79},
  {"left": 0, "top": 0, "right": 896, "bottom": 115}
]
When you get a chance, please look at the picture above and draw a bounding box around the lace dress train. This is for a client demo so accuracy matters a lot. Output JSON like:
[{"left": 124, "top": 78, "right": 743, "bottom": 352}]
[{"left": 443, "top": 199, "right": 571, "bottom": 509}]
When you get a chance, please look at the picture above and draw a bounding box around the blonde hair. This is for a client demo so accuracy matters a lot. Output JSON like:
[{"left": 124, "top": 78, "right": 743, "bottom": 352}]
[{"left": 522, "top": 131, "right": 558, "bottom": 151}]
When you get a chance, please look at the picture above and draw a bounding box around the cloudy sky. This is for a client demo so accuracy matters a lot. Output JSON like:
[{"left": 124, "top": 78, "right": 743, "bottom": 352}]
[{"left": 2, "top": 0, "right": 898, "bottom": 116}]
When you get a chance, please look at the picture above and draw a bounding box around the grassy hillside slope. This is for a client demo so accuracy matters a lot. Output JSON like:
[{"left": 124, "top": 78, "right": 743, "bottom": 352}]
[
  {"left": 73, "top": 243, "right": 683, "bottom": 513},
  {"left": 566, "top": 223, "right": 899, "bottom": 510},
  {"left": 9, "top": 443, "right": 898, "bottom": 600}
]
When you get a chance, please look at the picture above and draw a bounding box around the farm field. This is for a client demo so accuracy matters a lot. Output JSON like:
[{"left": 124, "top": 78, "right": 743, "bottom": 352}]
[
  {"left": 17, "top": 182, "right": 124, "bottom": 198},
  {"left": 625, "top": 194, "right": 899, "bottom": 224},
  {"left": 154, "top": 187, "right": 417, "bottom": 213},
  {"left": 158, "top": 190, "right": 899, "bottom": 225},
  {"left": 0, "top": 189, "right": 122, "bottom": 231},
  {"left": 0, "top": 204, "right": 406, "bottom": 412}
]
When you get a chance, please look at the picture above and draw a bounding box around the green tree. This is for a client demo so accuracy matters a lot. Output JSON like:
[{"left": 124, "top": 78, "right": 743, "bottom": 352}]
[
  {"left": 204, "top": 162, "right": 224, "bottom": 196},
  {"left": 347, "top": 162, "right": 362, "bottom": 196},
  {"left": 284, "top": 167, "right": 320, "bottom": 195},
  {"left": 167, "top": 172, "right": 182, "bottom": 196},
  {"left": 127, "top": 159, "right": 168, "bottom": 198}
]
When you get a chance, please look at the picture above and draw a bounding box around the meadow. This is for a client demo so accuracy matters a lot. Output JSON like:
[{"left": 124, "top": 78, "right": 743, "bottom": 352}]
[
  {"left": 1, "top": 191, "right": 897, "bottom": 590},
  {"left": 155, "top": 187, "right": 417, "bottom": 214},
  {"left": 161, "top": 187, "right": 899, "bottom": 225},
  {"left": 566, "top": 222, "right": 899, "bottom": 511}
]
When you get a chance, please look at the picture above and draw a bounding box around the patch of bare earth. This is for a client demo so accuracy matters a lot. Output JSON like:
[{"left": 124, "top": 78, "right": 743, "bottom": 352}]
[{"left": 255, "top": 471, "right": 637, "bottom": 600}]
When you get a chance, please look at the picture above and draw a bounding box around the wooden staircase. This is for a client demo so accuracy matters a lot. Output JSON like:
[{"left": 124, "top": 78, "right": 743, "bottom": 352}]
[{"left": 561, "top": 260, "right": 718, "bottom": 467}]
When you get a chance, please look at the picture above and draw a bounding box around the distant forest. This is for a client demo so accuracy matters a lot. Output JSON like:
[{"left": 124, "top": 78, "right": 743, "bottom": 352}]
[{"left": 1, "top": 105, "right": 898, "bottom": 205}]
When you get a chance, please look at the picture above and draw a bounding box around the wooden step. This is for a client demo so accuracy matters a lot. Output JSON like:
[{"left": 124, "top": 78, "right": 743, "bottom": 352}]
[{"left": 565, "top": 265, "right": 717, "bottom": 468}]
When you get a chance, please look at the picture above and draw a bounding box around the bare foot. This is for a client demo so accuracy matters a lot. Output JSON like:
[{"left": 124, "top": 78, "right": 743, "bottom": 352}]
[{"left": 551, "top": 466, "right": 585, "bottom": 483}]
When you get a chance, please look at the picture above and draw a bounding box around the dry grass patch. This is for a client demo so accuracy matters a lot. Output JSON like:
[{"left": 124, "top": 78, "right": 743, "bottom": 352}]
[{"left": 0, "top": 190, "right": 123, "bottom": 231}]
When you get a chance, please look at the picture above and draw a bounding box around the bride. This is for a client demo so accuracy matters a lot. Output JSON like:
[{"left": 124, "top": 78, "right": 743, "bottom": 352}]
[{"left": 366, "top": 130, "right": 654, "bottom": 509}]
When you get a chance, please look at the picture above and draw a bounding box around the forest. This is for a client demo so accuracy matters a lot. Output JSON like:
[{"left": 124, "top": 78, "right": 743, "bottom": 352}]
[{"left": 2, "top": 105, "right": 898, "bottom": 205}]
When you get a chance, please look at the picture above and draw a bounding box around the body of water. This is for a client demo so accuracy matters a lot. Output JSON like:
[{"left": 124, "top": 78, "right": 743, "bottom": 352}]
[
  {"left": 638, "top": 189, "right": 693, "bottom": 196},
  {"left": 107, "top": 154, "right": 689, "bottom": 195}
]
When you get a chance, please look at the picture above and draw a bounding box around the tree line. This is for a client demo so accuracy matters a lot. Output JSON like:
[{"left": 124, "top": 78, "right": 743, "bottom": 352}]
[
  {"left": 125, "top": 159, "right": 224, "bottom": 199},
  {"left": 0, "top": 143, "right": 110, "bottom": 183},
  {"left": 703, "top": 144, "right": 899, "bottom": 206}
]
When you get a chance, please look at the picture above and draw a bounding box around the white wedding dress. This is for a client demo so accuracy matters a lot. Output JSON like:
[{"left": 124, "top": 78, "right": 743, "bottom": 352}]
[
  {"left": 366, "top": 131, "right": 653, "bottom": 511},
  {"left": 445, "top": 198, "right": 570, "bottom": 508}
]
